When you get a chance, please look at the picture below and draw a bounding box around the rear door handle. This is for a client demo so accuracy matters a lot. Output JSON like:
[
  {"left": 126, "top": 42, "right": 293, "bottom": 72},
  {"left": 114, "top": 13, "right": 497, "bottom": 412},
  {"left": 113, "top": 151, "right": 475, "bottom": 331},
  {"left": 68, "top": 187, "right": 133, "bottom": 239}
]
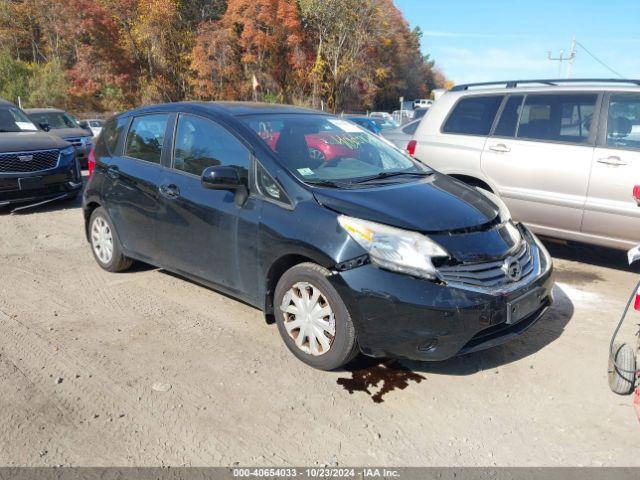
[
  {"left": 106, "top": 165, "right": 120, "bottom": 179},
  {"left": 597, "top": 156, "right": 627, "bottom": 166},
  {"left": 489, "top": 143, "right": 511, "bottom": 153},
  {"left": 159, "top": 184, "right": 180, "bottom": 199}
]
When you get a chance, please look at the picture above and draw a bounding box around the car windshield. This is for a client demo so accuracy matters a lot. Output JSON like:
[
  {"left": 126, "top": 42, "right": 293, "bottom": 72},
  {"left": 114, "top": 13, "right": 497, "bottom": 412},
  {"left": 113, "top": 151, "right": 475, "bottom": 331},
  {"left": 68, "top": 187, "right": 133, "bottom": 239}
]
[
  {"left": 0, "top": 106, "right": 39, "bottom": 132},
  {"left": 242, "top": 113, "right": 430, "bottom": 185},
  {"left": 28, "top": 111, "right": 80, "bottom": 129}
]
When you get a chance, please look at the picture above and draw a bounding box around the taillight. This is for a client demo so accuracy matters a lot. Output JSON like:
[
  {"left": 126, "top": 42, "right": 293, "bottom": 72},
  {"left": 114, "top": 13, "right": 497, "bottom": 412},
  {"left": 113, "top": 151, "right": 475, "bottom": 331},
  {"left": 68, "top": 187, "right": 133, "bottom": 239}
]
[
  {"left": 88, "top": 147, "right": 96, "bottom": 176},
  {"left": 635, "top": 285, "right": 640, "bottom": 311},
  {"left": 407, "top": 140, "right": 417, "bottom": 157},
  {"left": 633, "top": 185, "right": 640, "bottom": 204}
]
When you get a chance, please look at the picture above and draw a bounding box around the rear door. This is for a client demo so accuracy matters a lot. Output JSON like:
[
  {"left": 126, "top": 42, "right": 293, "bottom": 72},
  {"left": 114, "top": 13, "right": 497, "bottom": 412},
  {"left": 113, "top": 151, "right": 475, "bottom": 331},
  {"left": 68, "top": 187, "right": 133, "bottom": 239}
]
[
  {"left": 102, "top": 113, "right": 172, "bottom": 262},
  {"left": 416, "top": 94, "right": 503, "bottom": 177},
  {"left": 583, "top": 92, "right": 640, "bottom": 247},
  {"left": 155, "top": 113, "right": 259, "bottom": 297},
  {"left": 481, "top": 92, "right": 598, "bottom": 234}
]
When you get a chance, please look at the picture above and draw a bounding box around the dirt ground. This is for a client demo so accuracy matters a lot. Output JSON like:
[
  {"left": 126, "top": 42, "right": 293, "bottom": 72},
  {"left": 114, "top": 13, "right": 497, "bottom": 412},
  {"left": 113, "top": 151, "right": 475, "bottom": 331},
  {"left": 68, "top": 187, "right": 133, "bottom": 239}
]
[{"left": 1, "top": 193, "right": 639, "bottom": 467}]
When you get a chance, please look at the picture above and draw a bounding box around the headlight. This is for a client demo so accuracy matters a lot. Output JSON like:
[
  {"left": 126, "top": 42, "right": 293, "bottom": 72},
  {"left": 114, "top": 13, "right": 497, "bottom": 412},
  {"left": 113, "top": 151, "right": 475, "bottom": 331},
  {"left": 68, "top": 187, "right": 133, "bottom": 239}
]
[
  {"left": 476, "top": 187, "right": 511, "bottom": 222},
  {"left": 60, "top": 146, "right": 75, "bottom": 156},
  {"left": 338, "top": 215, "right": 448, "bottom": 280}
]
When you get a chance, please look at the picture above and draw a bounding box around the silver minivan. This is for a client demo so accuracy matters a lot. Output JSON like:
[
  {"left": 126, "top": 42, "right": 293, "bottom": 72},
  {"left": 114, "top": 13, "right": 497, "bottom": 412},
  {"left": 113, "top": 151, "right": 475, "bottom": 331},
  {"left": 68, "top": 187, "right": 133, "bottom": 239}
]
[{"left": 412, "top": 79, "right": 640, "bottom": 250}]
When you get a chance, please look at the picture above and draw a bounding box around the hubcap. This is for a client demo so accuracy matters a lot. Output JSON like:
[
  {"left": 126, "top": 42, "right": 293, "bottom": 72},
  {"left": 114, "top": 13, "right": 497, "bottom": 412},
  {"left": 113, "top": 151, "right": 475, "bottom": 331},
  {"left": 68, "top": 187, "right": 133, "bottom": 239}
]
[
  {"left": 91, "top": 216, "right": 113, "bottom": 264},
  {"left": 280, "top": 282, "right": 336, "bottom": 356}
]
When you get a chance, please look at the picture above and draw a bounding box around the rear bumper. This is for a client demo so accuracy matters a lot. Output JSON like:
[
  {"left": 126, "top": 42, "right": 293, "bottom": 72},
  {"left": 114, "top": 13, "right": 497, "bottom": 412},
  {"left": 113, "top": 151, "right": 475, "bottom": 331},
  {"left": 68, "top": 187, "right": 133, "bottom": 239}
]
[
  {"left": 0, "top": 160, "right": 82, "bottom": 206},
  {"left": 329, "top": 232, "right": 554, "bottom": 362}
]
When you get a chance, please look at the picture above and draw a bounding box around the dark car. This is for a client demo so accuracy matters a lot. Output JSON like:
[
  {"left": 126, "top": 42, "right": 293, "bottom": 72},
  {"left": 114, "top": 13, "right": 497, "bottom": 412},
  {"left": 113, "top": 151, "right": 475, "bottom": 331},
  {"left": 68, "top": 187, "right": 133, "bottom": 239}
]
[
  {"left": 83, "top": 102, "right": 554, "bottom": 370},
  {"left": 0, "top": 99, "right": 82, "bottom": 209},
  {"left": 343, "top": 115, "right": 382, "bottom": 134},
  {"left": 25, "top": 108, "right": 93, "bottom": 168}
]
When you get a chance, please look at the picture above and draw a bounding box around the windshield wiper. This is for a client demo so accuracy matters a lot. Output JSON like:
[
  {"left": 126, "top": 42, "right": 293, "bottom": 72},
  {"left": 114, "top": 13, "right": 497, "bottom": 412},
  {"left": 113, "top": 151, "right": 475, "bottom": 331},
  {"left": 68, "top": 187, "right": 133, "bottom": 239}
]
[
  {"left": 352, "top": 170, "right": 432, "bottom": 184},
  {"left": 305, "top": 179, "right": 354, "bottom": 188}
]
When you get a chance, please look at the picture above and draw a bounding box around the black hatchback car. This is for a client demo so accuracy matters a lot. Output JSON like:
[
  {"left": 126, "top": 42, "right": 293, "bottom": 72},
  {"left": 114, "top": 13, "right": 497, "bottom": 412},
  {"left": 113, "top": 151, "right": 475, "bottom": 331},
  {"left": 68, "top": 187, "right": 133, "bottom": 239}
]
[
  {"left": 0, "top": 99, "right": 82, "bottom": 209},
  {"left": 83, "top": 102, "right": 554, "bottom": 370}
]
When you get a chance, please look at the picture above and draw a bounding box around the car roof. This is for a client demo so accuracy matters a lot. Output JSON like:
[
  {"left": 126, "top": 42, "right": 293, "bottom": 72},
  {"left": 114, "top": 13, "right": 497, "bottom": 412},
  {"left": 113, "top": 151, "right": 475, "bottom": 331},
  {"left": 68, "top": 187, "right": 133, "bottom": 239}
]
[
  {"left": 123, "top": 101, "right": 323, "bottom": 118},
  {"left": 24, "top": 107, "right": 66, "bottom": 113}
]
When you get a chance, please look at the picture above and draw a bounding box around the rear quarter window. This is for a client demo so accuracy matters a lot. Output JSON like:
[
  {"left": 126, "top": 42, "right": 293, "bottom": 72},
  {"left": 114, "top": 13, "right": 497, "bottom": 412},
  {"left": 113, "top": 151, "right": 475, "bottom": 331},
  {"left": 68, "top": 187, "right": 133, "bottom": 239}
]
[
  {"left": 95, "top": 116, "right": 128, "bottom": 157},
  {"left": 442, "top": 95, "right": 503, "bottom": 136}
]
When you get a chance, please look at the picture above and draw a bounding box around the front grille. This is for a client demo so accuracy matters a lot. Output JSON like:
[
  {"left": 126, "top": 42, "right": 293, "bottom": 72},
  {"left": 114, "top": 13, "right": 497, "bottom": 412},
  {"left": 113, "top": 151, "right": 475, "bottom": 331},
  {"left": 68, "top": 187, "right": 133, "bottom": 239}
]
[
  {"left": 438, "top": 242, "right": 535, "bottom": 289},
  {"left": 0, "top": 149, "right": 60, "bottom": 173}
]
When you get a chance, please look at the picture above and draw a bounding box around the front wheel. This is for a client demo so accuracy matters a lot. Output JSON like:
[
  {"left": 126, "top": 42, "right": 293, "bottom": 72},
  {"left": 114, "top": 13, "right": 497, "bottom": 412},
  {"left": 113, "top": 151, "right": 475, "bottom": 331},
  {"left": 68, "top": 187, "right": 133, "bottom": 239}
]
[
  {"left": 608, "top": 342, "right": 636, "bottom": 395},
  {"left": 274, "top": 263, "right": 358, "bottom": 370}
]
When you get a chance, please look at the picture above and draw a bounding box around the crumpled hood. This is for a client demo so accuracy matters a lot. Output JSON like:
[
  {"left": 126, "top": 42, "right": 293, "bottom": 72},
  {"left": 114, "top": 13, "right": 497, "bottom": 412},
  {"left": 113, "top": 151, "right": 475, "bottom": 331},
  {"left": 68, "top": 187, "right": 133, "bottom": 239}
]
[
  {"left": 0, "top": 131, "right": 70, "bottom": 151},
  {"left": 313, "top": 173, "right": 500, "bottom": 233},
  {"left": 48, "top": 128, "right": 92, "bottom": 139}
]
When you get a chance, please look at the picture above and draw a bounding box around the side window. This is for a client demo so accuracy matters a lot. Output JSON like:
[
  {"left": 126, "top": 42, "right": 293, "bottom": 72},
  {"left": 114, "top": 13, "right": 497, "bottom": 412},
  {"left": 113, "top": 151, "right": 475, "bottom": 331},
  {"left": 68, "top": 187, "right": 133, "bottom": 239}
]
[
  {"left": 517, "top": 94, "right": 597, "bottom": 144},
  {"left": 493, "top": 95, "right": 524, "bottom": 138},
  {"left": 256, "top": 163, "right": 288, "bottom": 203},
  {"left": 96, "top": 116, "right": 128, "bottom": 157},
  {"left": 124, "top": 114, "right": 170, "bottom": 163},
  {"left": 606, "top": 94, "right": 640, "bottom": 149},
  {"left": 173, "top": 114, "right": 250, "bottom": 179},
  {"left": 402, "top": 121, "right": 420, "bottom": 135},
  {"left": 442, "top": 95, "right": 503, "bottom": 136}
]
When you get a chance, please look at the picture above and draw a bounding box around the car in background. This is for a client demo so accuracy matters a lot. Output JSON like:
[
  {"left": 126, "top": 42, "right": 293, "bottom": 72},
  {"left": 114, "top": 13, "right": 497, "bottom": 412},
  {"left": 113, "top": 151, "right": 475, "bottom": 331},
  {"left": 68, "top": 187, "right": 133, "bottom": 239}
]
[
  {"left": 0, "top": 99, "right": 82, "bottom": 209},
  {"left": 391, "top": 110, "right": 413, "bottom": 125},
  {"left": 370, "top": 117, "right": 399, "bottom": 131},
  {"left": 83, "top": 101, "right": 553, "bottom": 370},
  {"left": 84, "top": 119, "right": 104, "bottom": 137},
  {"left": 412, "top": 79, "right": 640, "bottom": 250},
  {"left": 413, "top": 99, "right": 433, "bottom": 109},
  {"left": 343, "top": 115, "right": 381, "bottom": 134},
  {"left": 25, "top": 108, "right": 93, "bottom": 168},
  {"left": 369, "top": 112, "right": 392, "bottom": 120},
  {"left": 381, "top": 118, "right": 422, "bottom": 150}
]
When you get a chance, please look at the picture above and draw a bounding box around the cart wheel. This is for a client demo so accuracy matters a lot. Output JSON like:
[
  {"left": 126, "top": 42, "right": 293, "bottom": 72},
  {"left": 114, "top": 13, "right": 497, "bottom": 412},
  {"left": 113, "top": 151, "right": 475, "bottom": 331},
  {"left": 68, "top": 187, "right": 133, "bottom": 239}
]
[{"left": 608, "top": 343, "right": 636, "bottom": 395}]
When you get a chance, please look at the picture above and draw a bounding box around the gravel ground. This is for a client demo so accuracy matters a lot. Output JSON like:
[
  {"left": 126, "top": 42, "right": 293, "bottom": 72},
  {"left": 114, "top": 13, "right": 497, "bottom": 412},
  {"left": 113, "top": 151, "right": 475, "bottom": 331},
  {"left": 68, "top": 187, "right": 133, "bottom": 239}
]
[{"left": 0, "top": 193, "right": 639, "bottom": 467}]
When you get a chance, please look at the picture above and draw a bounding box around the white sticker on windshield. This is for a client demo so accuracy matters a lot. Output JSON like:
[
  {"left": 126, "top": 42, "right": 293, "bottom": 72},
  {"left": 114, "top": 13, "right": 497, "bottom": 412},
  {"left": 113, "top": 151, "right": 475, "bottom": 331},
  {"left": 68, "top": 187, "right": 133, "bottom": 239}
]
[
  {"left": 328, "top": 119, "right": 363, "bottom": 133},
  {"left": 16, "top": 122, "right": 38, "bottom": 131},
  {"left": 297, "top": 168, "right": 314, "bottom": 176}
]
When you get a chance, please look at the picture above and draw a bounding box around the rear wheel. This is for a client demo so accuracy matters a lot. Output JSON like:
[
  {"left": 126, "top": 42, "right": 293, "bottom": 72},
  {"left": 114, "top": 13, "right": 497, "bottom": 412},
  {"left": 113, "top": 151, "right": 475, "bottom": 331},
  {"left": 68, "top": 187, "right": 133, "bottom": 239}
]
[
  {"left": 89, "top": 207, "right": 133, "bottom": 272},
  {"left": 274, "top": 263, "right": 358, "bottom": 370},
  {"left": 608, "top": 342, "right": 636, "bottom": 395}
]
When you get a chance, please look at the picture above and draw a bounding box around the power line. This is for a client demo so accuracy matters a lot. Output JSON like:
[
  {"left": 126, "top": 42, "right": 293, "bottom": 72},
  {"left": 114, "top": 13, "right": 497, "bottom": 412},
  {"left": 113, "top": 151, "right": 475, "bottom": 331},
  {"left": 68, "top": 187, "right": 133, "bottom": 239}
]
[{"left": 575, "top": 40, "right": 626, "bottom": 79}]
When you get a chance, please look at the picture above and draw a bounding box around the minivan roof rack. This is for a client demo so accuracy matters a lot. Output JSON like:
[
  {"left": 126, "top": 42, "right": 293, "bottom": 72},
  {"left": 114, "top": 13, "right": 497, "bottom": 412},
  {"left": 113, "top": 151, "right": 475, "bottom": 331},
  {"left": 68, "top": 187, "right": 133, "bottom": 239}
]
[{"left": 450, "top": 78, "right": 640, "bottom": 91}]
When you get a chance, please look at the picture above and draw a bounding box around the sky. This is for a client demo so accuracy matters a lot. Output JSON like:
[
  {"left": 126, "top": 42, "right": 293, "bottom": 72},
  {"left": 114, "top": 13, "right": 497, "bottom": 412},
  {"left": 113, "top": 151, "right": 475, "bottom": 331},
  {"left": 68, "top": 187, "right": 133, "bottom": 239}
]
[{"left": 394, "top": 0, "right": 640, "bottom": 85}]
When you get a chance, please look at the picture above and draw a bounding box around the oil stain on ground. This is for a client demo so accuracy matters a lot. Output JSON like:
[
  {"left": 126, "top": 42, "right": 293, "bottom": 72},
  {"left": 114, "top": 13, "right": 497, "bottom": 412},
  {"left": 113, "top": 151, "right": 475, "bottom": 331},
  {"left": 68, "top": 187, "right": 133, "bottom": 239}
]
[
  {"left": 337, "top": 360, "right": 426, "bottom": 403},
  {"left": 554, "top": 267, "right": 604, "bottom": 286}
]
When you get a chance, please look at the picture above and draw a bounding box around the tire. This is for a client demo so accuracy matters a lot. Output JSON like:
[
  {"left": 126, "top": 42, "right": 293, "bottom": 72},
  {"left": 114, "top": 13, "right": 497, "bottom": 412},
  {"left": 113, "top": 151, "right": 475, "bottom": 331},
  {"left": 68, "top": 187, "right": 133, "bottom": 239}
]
[
  {"left": 88, "top": 207, "right": 133, "bottom": 273},
  {"left": 274, "top": 262, "right": 358, "bottom": 370},
  {"left": 608, "top": 342, "right": 636, "bottom": 395}
]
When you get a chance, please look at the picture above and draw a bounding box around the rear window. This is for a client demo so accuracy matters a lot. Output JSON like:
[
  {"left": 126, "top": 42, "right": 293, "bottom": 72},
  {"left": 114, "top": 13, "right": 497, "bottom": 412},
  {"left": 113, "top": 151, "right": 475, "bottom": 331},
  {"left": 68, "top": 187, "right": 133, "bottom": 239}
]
[
  {"left": 442, "top": 95, "right": 503, "bottom": 136},
  {"left": 124, "top": 114, "right": 170, "bottom": 164},
  {"left": 517, "top": 94, "right": 597, "bottom": 144}
]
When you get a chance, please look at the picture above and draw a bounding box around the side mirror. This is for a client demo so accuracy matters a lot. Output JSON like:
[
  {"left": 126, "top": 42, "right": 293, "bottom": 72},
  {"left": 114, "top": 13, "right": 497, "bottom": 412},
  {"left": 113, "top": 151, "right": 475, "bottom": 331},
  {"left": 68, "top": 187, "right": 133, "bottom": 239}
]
[
  {"left": 39, "top": 122, "right": 50, "bottom": 132},
  {"left": 79, "top": 120, "right": 90, "bottom": 130},
  {"left": 201, "top": 165, "right": 248, "bottom": 205}
]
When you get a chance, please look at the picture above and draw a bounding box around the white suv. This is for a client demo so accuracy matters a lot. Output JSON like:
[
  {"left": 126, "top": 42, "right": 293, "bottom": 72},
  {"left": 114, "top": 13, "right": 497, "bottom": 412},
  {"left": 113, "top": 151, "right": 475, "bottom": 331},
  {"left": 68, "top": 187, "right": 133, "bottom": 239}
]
[{"left": 412, "top": 79, "right": 640, "bottom": 251}]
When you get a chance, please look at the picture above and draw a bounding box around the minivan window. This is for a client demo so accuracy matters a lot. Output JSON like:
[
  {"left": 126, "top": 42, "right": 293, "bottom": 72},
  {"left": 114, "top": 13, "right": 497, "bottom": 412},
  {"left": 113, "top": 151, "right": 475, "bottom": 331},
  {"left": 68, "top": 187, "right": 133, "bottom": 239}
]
[
  {"left": 124, "top": 114, "right": 170, "bottom": 164},
  {"left": 242, "top": 114, "right": 429, "bottom": 184},
  {"left": 173, "top": 114, "right": 250, "bottom": 178},
  {"left": 606, "top": 94, "right": 640, "bottom": 149},
  {"left": 442, "top": 95, "right": 503, "bottom": 136},
  {"left": 493, "top": 95, "right": 524, "bottom": 138},
  {"left": 517, "top": 94, "right": 597, "bottom": 144}
]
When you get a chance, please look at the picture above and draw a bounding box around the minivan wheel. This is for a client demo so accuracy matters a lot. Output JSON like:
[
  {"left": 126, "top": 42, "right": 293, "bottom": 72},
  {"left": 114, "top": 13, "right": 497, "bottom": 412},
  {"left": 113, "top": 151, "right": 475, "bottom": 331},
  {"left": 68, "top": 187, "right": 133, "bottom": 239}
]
[
  {"left": 608, "top": 342, "right": 636, "bottom": 395},
  {"left": 274, "top": 263, "right": 358, "bottom": 370},
  {"left": 89, "top": 207, "right": 133, "bottom": 272}
]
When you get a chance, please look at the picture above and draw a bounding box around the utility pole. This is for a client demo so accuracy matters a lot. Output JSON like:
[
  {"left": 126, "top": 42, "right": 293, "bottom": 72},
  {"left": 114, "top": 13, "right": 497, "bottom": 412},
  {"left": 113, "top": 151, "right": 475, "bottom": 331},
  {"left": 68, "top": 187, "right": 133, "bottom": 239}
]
[{"left": 548, "top": 38, "right": 576, "bottom": 78}]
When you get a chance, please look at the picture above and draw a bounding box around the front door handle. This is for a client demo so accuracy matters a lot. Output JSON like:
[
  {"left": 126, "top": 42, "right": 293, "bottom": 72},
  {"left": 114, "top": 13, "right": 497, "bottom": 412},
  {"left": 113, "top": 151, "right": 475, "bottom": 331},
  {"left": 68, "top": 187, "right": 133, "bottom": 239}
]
[
  {"left": 597, "top": 156, "right": 627, "bottom": 166},
  {"left": 106, "top": 165, "right": 120, "bottom": 179},
  {"left": 159, "top": 184, "right": 180, "bottom": 199},
  {"left": 489, "top": 143, "right": 511, "bottom": 153}
]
